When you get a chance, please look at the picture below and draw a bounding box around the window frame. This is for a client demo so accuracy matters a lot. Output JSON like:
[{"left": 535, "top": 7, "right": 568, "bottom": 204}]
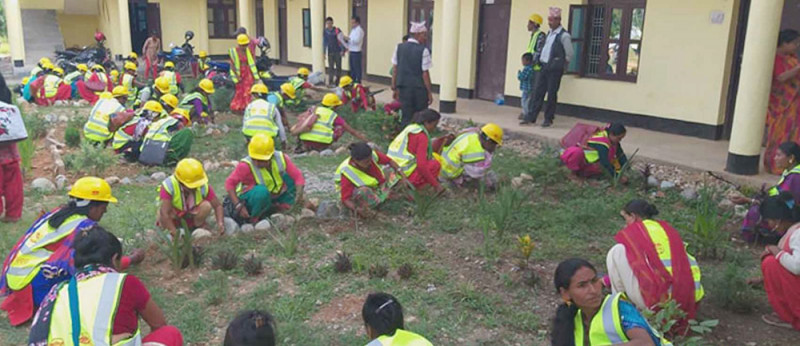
[
  {"left": 302, "top": 8, "right": 311, "bottom": 47},
  {"left": 208, "top": 0, "right": 238, "bottom": 39}
]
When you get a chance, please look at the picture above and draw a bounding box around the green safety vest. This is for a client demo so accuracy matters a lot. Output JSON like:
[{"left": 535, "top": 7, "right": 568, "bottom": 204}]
[
  {"left": 242, "top": 99, "right": 280, "bottom": 138},
  {"left": 140, "top": 117, "right": 179, "bottom": 151},
  {"left": 160, "top": 70, "right": 179, "bottom": 95},
  {"left": 159, "top": 175, "right": 209, "bottom": 212},
  {"left": 574, "top": 293, "right": 672, "bottom": 346},
  {"left": 47, "top": 272, "right": 141, "bottom": 346},
  {"left": 334, "top": 151, "right": 381, "bottom": 191},
  {"left": 439, "top": 132, "right": 487, "bottom": 179},
  {"left": 112, "top": 117, "right": 140, "bottom": 150},
  {"left": 641, "top": 220, "right": 704, "bottom": 302},
  {"left": 366, "top": 329, "right": 433, "bottom": 346},
  {"left": 198, "top": 57, "right": 209, "bottom": 71},
  {"left": 387, "top": 124, "right": 428, "bottom": 177},
  {"left": 179, "top": 92, "right": 209, "bottom": 117},
  {"left": 299, "top": 106, "right": 338, "bottom": 144},
  {"left": 42, "top": 75, "right": 62, "bottom": 98},
  {"left": 229, "top": 47, "right": 258, "bottom": 83},
  {"left": 64, "top": 71, "right": 82, "bottom": 84},
  {"left": 527, "top": 30, "right": 543, "bottom": 71},
  {"left": 237, "top": 154, "right": 287, "bottom": 195},
  {"left": 769, "top": 164, "right": 800, "bottom": 196},
  {"left": 83, "top": 98, "right": 125, "bottom": 143},
  {"left": 5, "top": 214, "right": 88, "bottom": 291}
]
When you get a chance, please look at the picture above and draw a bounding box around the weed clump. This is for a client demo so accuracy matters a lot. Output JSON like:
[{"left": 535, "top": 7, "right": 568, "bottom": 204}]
[
  {"left": 368, "top": 264, "right": 388, "bottom": 279},
  {"left": 687, "top": 187, "right": 729, "bottom": 260},
  {"left": 397, "top": 263, "right": 414, "bottom": 280},
  {"left": 64, "top": 142, "right": 114, "bottom": 175},
  {"left": 64, "top": 127, "right": 81, "bottom": 148},
  {"left": 333, "top": 251, "right": 352, "bottom": 273},
  {"left": 212, "top": 250, "right": 240, "bottom": 271},
  {"left": 243, "top": 254, "right": 263, "bottom": 276},
  {"left": 707, "top": 261, "right": 758, "bottom": 313}
]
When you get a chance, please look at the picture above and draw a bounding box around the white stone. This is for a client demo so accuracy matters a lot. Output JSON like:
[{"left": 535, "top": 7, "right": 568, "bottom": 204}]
[
  {"left": 660, "top": 181, "right": 676, "bottom": 190},
  {"left": 511, "top": 177, "right": 524, "bottom": 188},
  {"left": 680, "top": 187, "right": 698, "bottom": 200},
  {"left": 192, "top": 228, "right": 213, "bottom": 239},
  {"left": 44, "top": 114, "right": 57, "bottom": 123},
  {"left": 104, "top": 176, "right": 120, "bottom": 186},
  {"left": 55, "top": 175, "right": 68, "bottom": 190},
  {"left": 308, "top": 151, "right": 320, "bottom": 157},
  {"left": 120, "top": 177, "right": 132, "bottom": 185},
  {"left": 519, "top": 173, "right": 533, "bottom": 181},
  {"left": 150, "top": 172, "right": 167, "bottom": 181},
  {"left": 205, "top": 127, "right": 214, "bottom": 136},
  {"left": 223, "top": 217, "right": 240, "bottom": 236},
  {"left": 221, "top": 124, "right": 230, "bottom": 133},
  {"left": 255, "top": 220, "right": 272, "bottom": 232},
  {"left": 307, "top": 197, "right": 320, "bottom": 210},
  {"left": 299, "top": 208, "right": 315, "bottom": 220},
  {"left": 320, "top": 149, "right": 334, "bottom": 156},
  {"left": 270, "top": 213, "right": 295, "bottom": 230},
  {"left": 334, "top": 146, "right": 348, "bottom": 155},
  {"left": 647, "top": 176, "right": 660, "bottom": 187},
  {"left": 135, "top": 175, "right": 151, "bottom": 183},
  {"left": 718, "top": 199, "right": 735, "bottom": 211},
  {"left": 31, "top": 178, "right": 56, "bottom": 192},
  {"left": 240, "top": 224, "right": 255, "bottom": 234},
  {"left": 58, "top": 115, "right": 69, "bottom": 123}
]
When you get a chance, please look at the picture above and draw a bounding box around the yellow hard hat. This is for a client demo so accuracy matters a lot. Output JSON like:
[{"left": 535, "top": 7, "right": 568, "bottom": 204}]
[
  {"left": 53, "top": 67, "right": 64, "bottom": 76},
  {"left": 143, "top": 100, "right": 164, "bottom": 114},
  {"left": 112, "top": 86, "right": 129, "bottom": 97},
  {"left": 154, "top": 77, "right": 171, "bottom": 94},
  {"left": 280, "top": 83, "right": 296, "bottom": 99},
  {"left": 198, "top": 50, "right": 208, "bottom": 58},
  {"left": 160, "top": 93, "right": 179, "bottom": 109},
  {"left": 69, "top": 176, "right": 118, "bottom": 203},
  {"left": 77, "top": 64, "right": 89, "bottom": 72},
  {"left": 92, "top": 64, "right": 105, "bottom": 72},
  {"left": 529, "top": 14, "right": 543, "bottom": 26},
  {"left": 250, "top": 83, "right": 268, "bottom": 95},
  {"left": 39, "top": 57, "right": 52, "bottom": 66},
  {"left": 164, "top": 61, "right": 175, "bottom": 69},
  {"left": 481, "top": 123, "right": 504, "bottom": 145},
  {"left": 171, "top": 108, "right": 191, "bottom": 126},
  {"left": 129, "top": 52, "right": 138, "bottom": 59},
  {"left": 321, "top": 93, "right": 343, "bottom": 107},
  {"left": 110, "top": 70, "right": 119, "bottom": 77},
  {"left": 297, "top": 67, "right": 310, "bottom": 77},
  {"left": 124, "top": 61, "right": 137, "bottom": 71},
  {"left": 99, "top": 91, "right": 113, "bottom": 99},
  {"left": 339, "top": 76, "right": 353, "bottom": 88},
  {"left": 174, "top": 158, "right": 208, "bottom": 189},
  {"left": 43, "top": 63, "right": 55, "bottom": 70},
  {"left": 198, "top": 79, "right": 215, "bottom": 94},
  {"left": 237, "top": 34, "right": 250, "bottom": 46},
  {"left": 22, "top": 77, "right": 30, "bottom": 85},
  {"left": 248, "top": 133, "right": 276, "bottom": 161}
]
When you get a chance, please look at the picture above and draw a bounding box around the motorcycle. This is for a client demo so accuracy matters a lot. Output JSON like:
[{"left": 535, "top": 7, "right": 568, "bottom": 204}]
[
  {"left": 205, "top": 61, "right": 234, "bottom": 89},
  {"left": 55, "top": 31, "right": 116, "bottom": 73},
  {"left": 159, "top": 31, "right": 196, "bottom": 76},
  {"left": 255, "top": 37, "right": 290, "bottom": 91}
]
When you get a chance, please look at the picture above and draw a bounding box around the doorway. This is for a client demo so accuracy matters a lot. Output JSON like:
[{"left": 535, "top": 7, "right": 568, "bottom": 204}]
[
  {"left": 408, "top": 0, "right": 434, "bottom": 51},
  {"left": 278, "top": 0, "right": 288, "bottom": 63},
  {"left": 475, "top": 0, "right": 511, "bottom": 101},
  {"left": 129, "top": 0, "right": 161, "bottom": 55},
  {"left": 352, "top": 0, "right": 368, "bottom": 78},
  {"left": 723, "top": 0, "right": 750, "bottom": 140}
]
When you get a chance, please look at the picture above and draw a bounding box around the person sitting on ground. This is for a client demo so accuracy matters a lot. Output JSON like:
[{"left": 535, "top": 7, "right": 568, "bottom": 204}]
[
  {"left": 28, "top": 225, "right": 182, "bottom": 346},
  {"left": 82, "top": 86, "right": 130, "bottom": 146},
  {"left": 113, "top": 101, "right": 164, "bottom": 161},
  {"left": 0, "top": 177, "right": 143, "bottom": 326},
  {"left": 362, "top": 292, "right": 433, "bottom": 346},
  {"left": 551, "top": 258, "right": 669, "bottom": 346},
  {"left": 606, "top": 199, "right": 703, "bottom": 329},
  {"left": 121, "top": 61, "right": 146, "bottom": 108},
  {"left": 243, "top": 84, "right": 288, "bottom": 147},
  {"left": 224, "top": 310, "right": 276, "bottom": 346},
  {"left": 287, "top": 67, "right": 318, "bottom": 106},
  {"left": 197, "top": 51, "right": 211, "bottom": 75},
  {"left": 160, "top": 93, "right": 180, "bottom": 116},
  {"left": 224, "top": 134, "right": 305, "bottom": 225},
  {"left": 159, "top": 61, "right": 183, "bottom": 95},
  {"left": 179, "top": 78, "right": 215, "bottom": 124},
  {"left": 140, "top": 104, "right": 194, "bottom": 166},
  {"left": 732, "top": 141, "right": 800, "bottom": 243},
  {"left": 157, "top": 158, "right": 225, "bottom": 235},
  {"left": 335, "top": 142, "right": 409, "bottom": 218},
  {"left": 267, "top": 83, "right": 297, "bottom": 121},
  {"left": 77, "top": 64, "right": 113, "bottom": 104},
  {"left": 298, "top": 93, "right": 370, "bottom": 152},
  {"left": 63, "top": 64, "right": 88, "bottom": 99},
  {"left": 138, "top": 76, "right": 173, "bottom": 106},
  {"left": 35, "top": 67, "right": 72, "bottom": 106},
  {"left": 436, "top": 123, "right": 503, "bottom": 189},
  {"left": 125, "top": 51, "right": 139, "bottom": 67},
  {"left": 339, "top": 75, "right": 376, "bottom": 113},
  {"left": 387, "top": 109, "right": 444, "bottom": 192},
  {"left": 29, "top": 57, "right": 51, "bottom": 80},
  {"left": 560, "top": 123, "right": 629, "bottom": 183}
]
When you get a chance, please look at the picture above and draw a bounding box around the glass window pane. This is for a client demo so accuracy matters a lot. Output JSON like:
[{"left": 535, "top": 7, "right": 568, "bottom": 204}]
[
  {"left": 587, "top": 6, "right": 605, "bottom": 75},
  {"left": 606, "top": 42, "right": 619, "bottom": 74},
  {"left": 228, "top": 9, "right": 235, "bottom": 22},
  {"left": 627, "top": 42, "right": 641, "bottom": 76},
  {"left": 570, "top": 8, "right": 585, "bottom": 40},
  {"left": 609, "top": 8, "right": 622, "bottom": 40},
  {"left": 631, "top": 8, "right": 645, "bottom": 40},
  {"left": 208, "top": 23, "right": 215, "bottom": 37},
  {"left": 568, "top": 42, "right": 583, "bottom": 73}
]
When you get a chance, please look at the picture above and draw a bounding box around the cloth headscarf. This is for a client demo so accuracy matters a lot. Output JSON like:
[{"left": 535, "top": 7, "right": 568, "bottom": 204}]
[
  {"left": 549, "top": 7, "right": 562, "bottom": 18},
  {"left": 410, "top": 21, "right": 428, "bottom": 34}
]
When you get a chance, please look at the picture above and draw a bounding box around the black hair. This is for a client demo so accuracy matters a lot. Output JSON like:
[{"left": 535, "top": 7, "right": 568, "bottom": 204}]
[
  {"left": 551, "top": 258, "right": 596, "bottom": 346},
  {"left": 402, "top": 35, "right": 410, "bottom": 41},
  {"left": 326, "top": 17, "right": 334, "bottom": 22},
  {"left": 349, "top": 142, "right": 373, "bottom": 161},
  {"left": 352, "top": 16, "right": 361, "bottom": 24},
  {"left": 236, "top": 27, "right": 248, "bottom": 35},
  {"left": 522, "top": 52, "right": 533, "bottom": 61},
  {"left": 779, "top": 29, "right": 800, "bottom": 47},
  {"left": 760, "top": 191, "right": 800, "bottom": 223},
  {"left": 224, "top": 310, "right": 276, "bottom": 346},
  {"left": 362, "top": 292, "right": 404, "bottom": 337},
  {"left": 72, "top": 225, "right": 123, "bottom": 268},
  {"left": 48, "top": 199, "right": 107, "bottom": 229},
  {"left": 411, "top": 109, "right": 441, "bottom": 125},
  {"left": 623, "top": 199, "right": 659, "bottom": 219},
  {"left": 778, "top": 141, "right": 800, "bottom": 164},
  {"left": 607, "top": 123, "right": 626, "bottom": 136}
]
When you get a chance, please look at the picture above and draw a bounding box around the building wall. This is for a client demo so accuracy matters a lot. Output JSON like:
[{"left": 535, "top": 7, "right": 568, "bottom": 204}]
[
  {"left": 287, "top": 0, "right": 312, "bottom": 64},
  {"left": 57, "top": 14, "right": 99, "bottom": 48},
  {"left": 97, "top": 0, "right": 124, "bottom": 56},
  {"left": 429, "top": 0, "right": 479, "bottom": 90},
  {"left": 365, "top": 0, "right": 405, "bottom": 79},
  {"left": 147, "top": 0, "right": 213, "bottom": 53},
  {"left": 20, "top": 0, "right": 64, "bottom": 10},
  {"left": 263, "top": 0, "right": 280, "bottom": 59}
]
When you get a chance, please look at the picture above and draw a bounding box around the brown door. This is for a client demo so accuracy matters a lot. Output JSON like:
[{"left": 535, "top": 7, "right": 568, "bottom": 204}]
[
  {"left": 256, "top": 0, "right": 264, "bottom": 38},
  {"left": 278, "top": 0, "right": 288, "bottom": 63},
  {"left": 352, "top": 0, "right": 368, "bottom": 78},
  {"left": 475, "top": 0, "right": 511, "bottom": 101},
  {"left": 146, "top": 3, "right": 162, "bottom": 42}
]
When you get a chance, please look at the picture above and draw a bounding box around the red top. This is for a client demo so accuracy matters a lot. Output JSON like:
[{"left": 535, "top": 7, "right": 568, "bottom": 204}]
[
  {"left": 346, "top": 84, "right": 370, "bottom": 112},
  {"left": 159, "top": 184, "right": 217, "bottom": 201},
  {"left": 340, "top": 150, "right": 392, "bottom": 202},
  {"left": 112, "top": 275, "right": 151, "bottom": 335},
  {"left": 0, "top": 142, "right": 20, "bottom": 164},
  {"left": 407, "top": 132, "right": 440, "bottom": 188},
  {"left": 224, "top": 154, "right": 305, "bottom": 192}
]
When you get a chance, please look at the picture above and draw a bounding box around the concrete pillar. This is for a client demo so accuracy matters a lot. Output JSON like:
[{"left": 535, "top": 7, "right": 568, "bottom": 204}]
[
  {"left": 438, "top": 0, "right": 461, "bottom": 113},
  {"left": 117, "top": 0, "right": 133, "bottom": 57},
  {"left": 726, "top": 0, "right": 783, "bottom": 175},
  {"left": 4, "top": 0, "right": 25, "bottom": 67},
  {"left": 310, "top": 0, "right": 325, "bottom": 73},
  {"left": 238, "top": 0, "right": 256, "bottom": 38}
]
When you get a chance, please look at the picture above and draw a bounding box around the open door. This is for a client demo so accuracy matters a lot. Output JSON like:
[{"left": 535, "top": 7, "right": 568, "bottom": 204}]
[
  {"left": 129, "top": 0, "right": 148, "bottom": 54},
  {"left": 475, "top": 0, "right": 511, "bottom": 101},
  {"left": 352, "top": 0, "right": 368, "bottom": 78}
]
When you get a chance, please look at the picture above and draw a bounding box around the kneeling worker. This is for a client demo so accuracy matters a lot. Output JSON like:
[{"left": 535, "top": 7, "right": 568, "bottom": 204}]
[
  {"left": 335, "top": 142, "right": 408, "bottom": 218},
  {"left": 83, "top": 86, "right": 130, "bottom": 146},
  {"left": 224, "top": 134, "right": 305, "bottom": 225},
  {"left": 157, "top": 158, "right": 225, "bottom": 234},
  {"left": 298, "top": 93, "right": 369, "bottom": 152},
  {"left": 243, "top": 84, "right": 288, "bottom": 147},
  {"left": 387, "top": 109, "right": 444, "bottom": 192},
  {"left": 437, "top": 123, "right": 503, "bottom": 188}
]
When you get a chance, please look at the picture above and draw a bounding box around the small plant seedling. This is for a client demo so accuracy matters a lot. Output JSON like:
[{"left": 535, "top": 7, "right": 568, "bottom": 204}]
[
  {"left": 242, "top": 254, "right": 264, "bottom": 276},
  {"left": 368, "top": 264, "right": 389, "bottom": 279},
  {"left": 64, "top": 126, "right": 81, "bottom": 148},
  {"left": 211, "top": 250, "right": 240, "bottom": 271},
  {"left": 397, "top": 263, "right": 414, "bottom": 280},
  {"left": 334, "top": 251, "right": 352, "bottom": 273}
]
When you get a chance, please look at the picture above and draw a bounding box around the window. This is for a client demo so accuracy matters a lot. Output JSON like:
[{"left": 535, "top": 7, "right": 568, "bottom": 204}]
[
  {"left": 569, "top": 0, "right": 645, "bottom": 82},
  {"left": 302, "top": 8, "right": 311, "bottom": 47},
  {"left": 408, "top": 0, "right": 434, "bottom": 51},
  {"left": 208, "top": 0, "right": 237, "bottom": 39}
]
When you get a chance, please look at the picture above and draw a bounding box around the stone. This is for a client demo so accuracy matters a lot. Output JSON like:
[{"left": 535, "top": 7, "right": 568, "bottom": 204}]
[
  {"left": 660, "top": 181, "right": 676, "bottom": 190},
  {"left": 334, "top": 146, "right": 348, "bottom": 155},
  {"left": 31, "top": 178, "right": 56, "bottom": 192},
  {"left": 299, "top": 208, "right": 315, "bottom": 220},
  {"left": 308, "top": 151, "right": 320, "bottom": 157},
  {"left": 270, "top": 213, "right": 295, "bottom": 230},
  {"left": 240, "top": 224, "right": 255, "bottom": 234},
  {"left": 192, "top": 228, "right": 213, "bottom": 239},
  {"left": 104, "top": 176, "right": 120, "bottom": 186},
  {"left": 519, "top": 173, "right": 533, "bottom": 181},
  {"left": 307, "top": 197, "right": 320, "bottom": 210},
  {"left": 58, "top": 115, "right": 69, "bottom": 123},
  {"left": 647, "top": 176, "right": 660, "bottom": 187},
  {"left": 316, "top": 200, "right": 343, "bottom": 219},
  {"left": 55, "top": 175, "right": 68, "bottom": 190},
  {"left": 718, "top": 199, "right": 735, "bottom": 211},
  {"left": 255, "top": 220, "right": 272, "bottom": 232},
  {"left": 120, "top": 177, "right": 132, "bottom": 185},
  {"left": 135, "top": 175, "right": 151, "bottom": 184},
  {"left": 220, "top": 124, "right": 230, "bottom": 134},
  {"left": 150, "top": 172, "right": 167, "bottom": 181},
  {"left": 511, "top": 177, "right": 524, "bottom": 188},
  {"left": 44, "top": 114, "right": 57, "bottom": 123},
  {"left": 205, "top": 127, "right": 214, "bottom": 136},
  {"left": 680, "top": 187, "right": 698, "bottom": 200},
  {"left": 734, "top": 205, "right": 748, "bottom": 218},
  {"left": 223, "top": 217, "right": 240, "bottom": 236},
  {"left": 320, "top": 149, "right": 334, "bottom": 156}
]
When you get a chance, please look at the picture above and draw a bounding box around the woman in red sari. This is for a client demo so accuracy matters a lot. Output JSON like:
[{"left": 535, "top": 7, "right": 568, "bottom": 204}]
[
  {"left": 229, "top": 34, "right": 259, "bottom": 114},
  {"left": 757, "top": 192, "right": 800, "bottom": 329},
  {"left": 765, "top": 30, "right": 800, "bottom": 174}
]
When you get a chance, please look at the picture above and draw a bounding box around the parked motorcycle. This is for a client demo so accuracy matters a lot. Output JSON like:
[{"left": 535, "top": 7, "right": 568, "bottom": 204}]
[
  {"left": 205, "top": 61, "right": 234, "bottom": 88},
  {"left": 255, "top": 37, "right": 290, "bottom": 90},
  {"left": 55, "top": 33, "right": 116, "bottom": 73},
  {"left": 159, "top": 31, "right": 196, "bottom": 75}
]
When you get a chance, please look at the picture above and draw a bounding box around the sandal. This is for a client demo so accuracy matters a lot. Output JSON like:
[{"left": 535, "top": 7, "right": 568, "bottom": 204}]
[{"left": 762, "top": 313, "right": 792, "bottom": 329}]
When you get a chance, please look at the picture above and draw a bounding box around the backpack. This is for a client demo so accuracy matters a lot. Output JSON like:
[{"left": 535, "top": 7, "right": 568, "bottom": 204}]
[
  {"left": 560, "top": 123, "right": 602, "bottom": 149},
  {"left": 290, "top": 106, "right": 318, "bottom": 135}
]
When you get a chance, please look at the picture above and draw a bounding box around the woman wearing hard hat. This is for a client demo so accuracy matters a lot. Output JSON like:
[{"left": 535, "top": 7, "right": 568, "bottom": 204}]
[
  {"left": 229, "top": 33, "right": 260, "bottom": 113},
  {"left": 157, "top": 158, "right": 225, "bottom": 235},
  {"left": 436, "top": 123, "right": 504, "bottom": 189}
]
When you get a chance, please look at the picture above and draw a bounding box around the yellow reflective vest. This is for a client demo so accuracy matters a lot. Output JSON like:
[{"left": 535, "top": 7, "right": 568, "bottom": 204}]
[
  {"left": 64, "top": 71, "right": 82, "bottom": 84},
  {"left": 159, "top": 175, "right": 209, "bottom": 212},
  {"left": 229, "top": 47, "right": 258, "bottom": 84},
  {"left": 242, "top": 99, "right": 280, "bottom": 138},
  {"left": 83, "top": 98, "right": 125, "bottom": 143},
  {"left": 642, "top": 220, "right": 704, "bottom": 302},
  {"left": 42, "top": 75, "right": 62, "bottom": 98},
  {"left": 334, "top": 152, "right": 381, "bottom": 191},
  {"left": 47, "top": 272, "right": 141, "bottom": 346},
  {"left": 160, "top": 70, "right": 179, "bottom": 95},
  {"left": 238, "top": 154, "right": 288, "bottom": 195},
  {"left": 439, "top": 132, "right": 486, "bottom": 179},
  {"left": 527, "top": 30, "right": 543, "bottom": 71},
  {"left": 574, "top": 293, "right": 672, "bottom": 346},
  {"left": 5, "top": 214, "right": 88, "bottom": 291},
  {"left": 387, "top": 124, "right": 427, "bottom": 177},
  {"left": 365, "top": 329, "right": 433, "bottom": 346},
  {"left": 179, "top": 92, "right": 209, "bottom": 118},
  {"left": 112, "top": 117, "right": 140, "bottom": 150},
  {"left": 299, "top": 106, "right": 338, "bottom": 144},
  {"left": 769, "top": 164, "right": 800, "bottom": 196},
  {"left": 140, "top": 117, "right": 179, "bottom": 151}
]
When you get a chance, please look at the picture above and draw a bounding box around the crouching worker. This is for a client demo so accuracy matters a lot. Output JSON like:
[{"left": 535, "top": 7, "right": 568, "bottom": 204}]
[
  {"left": 362, "top": 292, "right": 433, "bottom": 346},
  {"left": 243, "top": 84, "right": 288, "bottom": 147},
  {"left": 28, "top": 226, "right": 183, "bottom": 346},
  {"left": 335, "top": 142, "right": 408, "bottom": 218},
  {"left": 437, "top": 123, "right": 503, "bottom": 189},
  {"left": 387, "top": 109, "right": 444, "bottom": 192},
  {"left": 224, "top": 134, "right": 305, "bottom": 225},
  {"left": 298, "top": 93, "right": 370, "bottom": 152},
  {"left": 139, "top": 104, "right": 193, "bottom": 166},
  {"left": 560, "top": 123, "right": 628, "bottom": 182},
  {"left": 179, "top": 78, "right": 215, "bottom": 124},
  {"left": 157, "top": 158, "right": 225, "bottom": 235},
  {"left": 83, "top": 86, "right": 130, "bottom": 146}
]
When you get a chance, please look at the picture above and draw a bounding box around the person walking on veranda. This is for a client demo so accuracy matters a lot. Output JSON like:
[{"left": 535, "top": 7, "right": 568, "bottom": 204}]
[
  {"left": 392, "top": 22, "right": 433, "bottom": 129},
  {"left": 230, "top": 34, "right": 260, "bottom": 114},
  {"left": 324, "top": 17, "right": 346, "bottom": 87},
  {"left": 528, "top": 7, "right": 573, "bottom": 127},
  {"left": 142, "top": 31, "right": 162, "bottom": 81}
]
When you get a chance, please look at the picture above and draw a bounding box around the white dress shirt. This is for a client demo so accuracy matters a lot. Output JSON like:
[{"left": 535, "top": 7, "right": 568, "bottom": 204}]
[
  {"left": 391, "top": 38, "right": 432, "bottom": 71},
  {"left": 347, "top": 26, "right": 364, "bottom": 52},
  {"left": 540, "top": 26, "right": 574, "bottom": 64}
]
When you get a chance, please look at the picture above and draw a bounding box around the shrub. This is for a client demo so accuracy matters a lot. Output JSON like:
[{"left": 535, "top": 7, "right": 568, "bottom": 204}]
[
  {"left": 211, "top": 250, "right": 240, "bottom": 271},
  {"left": 686, "top": 187, "right": 730, "bottom": 259},
  {"left": 64, "top": 142, "right": 115, "bottom": 175},
  {"left": 64, "top": 126, "right": 81, "bottom": 148},
  {"left": 242, "top": 254, "right": 263, "bottom": 276},
  {"left": 707, "top": 261, "right": 759, "bottom": 313},
  {"left": 479, "top": 183, "right": 523, "bottom": 238},
  {"left": 333, "top": 251, "right": 352, "bottom": 273},
  {"left": 17, "top": 138, "right": 34, "bottom": 171},
  {"left": 154, "top": 226, "right": 198, "bottom": 270},
  {"left": 368, "top": 264, "right": 388, "bottom": 279},
  {"left": 22, "top": 113, "right": 47, "bottom": 139},
  {"left": 413, "top": 188, "right": 440, "bottom": 220}
]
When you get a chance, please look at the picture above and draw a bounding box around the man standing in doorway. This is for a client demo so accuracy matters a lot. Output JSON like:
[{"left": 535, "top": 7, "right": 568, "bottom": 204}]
[
  {"left": 142, "top": 31, "right": 162, "bottom": 81},
  {"left": 343, "top": 16, "right": 365, "bottom": 83},
  {"left": 392, "top": 22, "right": 433, "bottom": 129},
  {"left": 324, "top": 17, "right": 346, "bottom": 87},
  {"left": 528, "top": 7, "right": 573, "bottom": 128},
  {"left": 520, "top": 13, "right": 545, "bottom": 124}
]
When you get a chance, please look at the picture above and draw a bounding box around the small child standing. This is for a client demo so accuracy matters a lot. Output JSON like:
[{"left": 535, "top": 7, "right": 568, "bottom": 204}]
[{"left": 518, "top": 53, "right": 535, "bottom": 125}]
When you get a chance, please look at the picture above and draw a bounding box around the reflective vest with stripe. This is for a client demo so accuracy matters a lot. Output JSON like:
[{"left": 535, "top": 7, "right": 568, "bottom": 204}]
[
  {"left": 83, "top": 98, "right": 125, "bottom": 142},
  {"left": 387, "top": 124, "right": 426, "bottom": 177},
  {"left": 180, "top": 92, "right": 209, "bottom": 117},
  {"left": 47, "top": 272, "right": 141, "bottom": 346},
  {"left": 159, "top": 175, "right": 209, "bottom": 212},
  {"left": 140, "top": 117, "right": 178, "bottom": 151},
  {"left": 289, "top": 76, "right": 306, "bottom": 91},
  {"left": 299, "top": 106, "right": 338, "bottom": 144},
  {"left": 584, "top": 130, "right": 611, "bottom": 164},
  {"left": 440, "top": 132, "right": 486, "bottom": 179},
  {"left": 769, "top": 164, "right": 800, "bottom": 196},
  {"left": 64, "top": 71, "right": 82, "bottom": 84},
  {"left": 527, "top": 30, "right": 543, "bottom": 71},
  {"left": 268, "top": 92, "right": 285, "bottom": 108},
  {"left": 43, "top": 75, "right": 62, "bottom": 98},
  {"left": 30, "top": 66, "right": 43, "bottom": 79},
  {"left": 229, "top": 47, "right": 258, "bottom": 83},
  {"left": 198, "top": 58, "right": 209, "bottom": 72},
  {"left": 112, "top": 117, "right": 140, "bottom": 150},
  {"left": 642, "top": 219, "right": 705, "bottom": 302},
  {"left": 242, "top": 99, "right": 280, "bottom": 137},
  {"left": 161, "top": 70, "right": 179, "bottom": 95},
  {"left": 574, "top": 293, "right": 672, "bottom": 346},
  {"left": 83, "top": 71, "right": 93, "bottom": 82},
  {"left": 365, "top": 329, "right": 433, "bottom": 346},
  {"left": 238, "top": 154, "right": 287, "bottom": 195},
  {"left": 121, "top": 73, "right": 137, "bottom": 95},
  {"left": 334, "top": 152, "right": 381, "bottom": 191},
  {"left": 5, "top": 214, "right": 88, "bottom": 291}
]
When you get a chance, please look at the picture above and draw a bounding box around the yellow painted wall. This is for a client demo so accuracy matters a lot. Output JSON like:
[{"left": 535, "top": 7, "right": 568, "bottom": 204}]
[
  {"left": 429, "top": 0, "right": 478, "bottom": 90},
  {"left": 146, "top": 0, "right": 218, "bottom": 54},
  {"left": 287, "top": 0, "right": 312, "bottom": 63},
  {"left": 264, "top": 0, "right": 280, "bottom": 59},
  {"left": 97, "top": 0, "right": 123, "bottom": 56},
  {"left": 57, "top": 14, "right": 99, "bottom": 48},
  {"left": 505, "top": 0, "right": 738, "bottom": 126},
  {"left": 365, "top": 0, "right": 405, "bottom": 78},
  {"left": 20, "top": 0, "right": 64, "bottom": 10}
]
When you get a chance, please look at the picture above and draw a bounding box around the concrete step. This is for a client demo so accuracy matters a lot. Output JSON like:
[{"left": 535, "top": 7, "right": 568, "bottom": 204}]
[{"left": 21, "top": 9, "right": 64, "bottom": 67}]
